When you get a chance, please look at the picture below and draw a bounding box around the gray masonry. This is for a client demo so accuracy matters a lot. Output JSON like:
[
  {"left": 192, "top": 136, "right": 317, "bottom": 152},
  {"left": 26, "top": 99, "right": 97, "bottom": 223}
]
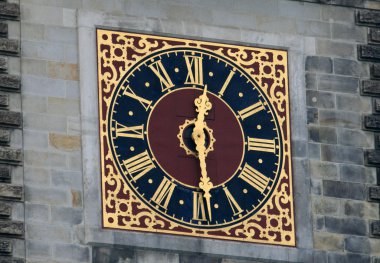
[{"left": 10, "top": 0, "right": 380, "bottom": 262}]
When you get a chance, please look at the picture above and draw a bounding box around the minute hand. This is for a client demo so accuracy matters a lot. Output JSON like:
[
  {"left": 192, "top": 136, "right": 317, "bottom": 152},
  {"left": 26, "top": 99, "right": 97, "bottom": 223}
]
[{"left": 192, "top": 85, "right": 213, "bottom": 220}]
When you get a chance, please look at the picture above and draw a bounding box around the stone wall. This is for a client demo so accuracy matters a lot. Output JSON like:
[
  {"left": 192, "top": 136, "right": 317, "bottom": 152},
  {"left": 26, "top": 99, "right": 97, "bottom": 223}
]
[{"left": 20, "top": 0, "right": 380, "bottom": 262}]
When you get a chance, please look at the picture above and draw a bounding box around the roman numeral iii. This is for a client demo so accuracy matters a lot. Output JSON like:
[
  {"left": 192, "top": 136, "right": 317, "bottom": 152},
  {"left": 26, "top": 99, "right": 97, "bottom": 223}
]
[
  {"left": 238, "top": 101, "right": 265, "bottom": 120},
  {"left": 123, "top": 150, "right": 155, "bottom": 181},
  {"left": 239, "top": 163, "right": 270, "bottom": 193},
  {"left": 151, "top": 177, "right": 175, "bottom": 210},
  {"left": 149, "top": 60, "right": 174, "bottom": 92},
  {"left": 114, "top": 122, "right": 144, "bottom": 139},
  {"left": 184, "top": 55, "right": 203, "bottom": 86},
  {"left": 247, "top": 137, "right": 276, "bottom": 153}
]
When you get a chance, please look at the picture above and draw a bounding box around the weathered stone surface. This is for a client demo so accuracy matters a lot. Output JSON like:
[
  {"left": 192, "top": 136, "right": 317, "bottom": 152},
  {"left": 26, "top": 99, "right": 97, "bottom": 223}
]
[
  {"left": 373, "top": 64, "right": 380, "bottom": 79},
  {"left": 0, "top": 129, "right": 10, "bottom": 145},
  {"left": 0, "top": 257, "right": 24, "bottom": 263},
  {"left": 0, "top": 111, "right": 21, "bottom": 127},
  {"left": 0, "top": 58, "right": 6, "bottom": 72},
  {"left": 306, "top": 90, "right": 335, "bottom": 109},
  {"left": 369, "top": 186, "right": 380, "bottom": 201},
  {"left": 93, "top": 246, "right": 135, "bottom": 263},
  {"left": 0, "top": 238, "right": 11, "bottom": 254},
  {"left": 319, "top": 110, "right": 360, "bottom": 129},
  {"left": 370, "top": 28, "right": 380, "bottom": 43},
  {"left": 364, "top": 115, "right": 380, "bottom": 130},
  {"left": 333, "top": 58, "right": 360, "bottom": 77},
  {"left": 0, "top": 22, "right": 7, "bottom": 38},
  {"left": 307, "top": 108, "right": 318, "bottom": 124},
  {"left": 374, "top": 99, "right": 380, "bottom": 114},
  {"left": 0, "top": 220, "right": 23, "bottom": 236},
  {"left": 358, "top": 45, "right": 380, "bottom": 61},
  {"left": 344, "top": 236, "right": 370, "bottom": 254},
  {"left": 0, "top": 202, "right": 10, "bottom": 217},
  {"left": 366, "top": 150, "right": 380, "bottom": 166},
  {"left": 0, "top": 2, "right": 19, "bottom": 19},
  {"left": 362, "top": 80, "right": 380, "bottom": 97},
  {"left": 325, "top": 217, "right": 367, "bottom": 236},
  {"left": 318, "top": 75, "right": 358, "bottom": 93},
  {"left": 357, "top": 9, "right": 380, "bottom": 26},
  {"left": 305, "top": 56, "right": 332, "bottom": 73},
  {"left": 0, "top": 166, "right": 10, "bottom": 182},
  {"left": 323, "top": 180, "right": 366, "bottom": 200},
  {"left": 0, "top": 74, "right": 20, "bottom": 91},
  {"left": 308, "top": 126, "right": 337, "bottom": 144},
  {"left": 327, "top": 253, "right": 370, "bottom": 263},
  {"left": 0, "top": 148, "right": 21, "bottom": 163},
  {"left": 49, "top": 133, "right": 80, "bottom": 151},
  {"left": 0, "top": 95, "right": 8, "bottom": 108},
  {"left": 344, "top": 200, "right": 379, "bottom": 219},
  {"left": 372, "top": 221, "right": 380, "bottom": 237},
  {"left": 321, "top": 145, "right": 363, "bottom": 165},
  {"left": 0, "top": 184, "right": 22, "bottom": 200},
  {"left": 0, "top": 39, "right": 18, "bottom": 55}
]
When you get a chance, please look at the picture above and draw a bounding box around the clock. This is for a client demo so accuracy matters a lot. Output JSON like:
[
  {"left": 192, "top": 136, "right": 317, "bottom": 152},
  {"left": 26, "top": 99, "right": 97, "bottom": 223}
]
[{"left": 97, "top": 29, "right": 295, "bottom": 246}]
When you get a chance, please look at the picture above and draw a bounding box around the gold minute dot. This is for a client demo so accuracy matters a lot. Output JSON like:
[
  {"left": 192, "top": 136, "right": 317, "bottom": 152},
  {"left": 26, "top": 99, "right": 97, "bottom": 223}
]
[
  {"left": 209, "top": 72, "right": 213, "bottom": 77},
  {"left": 174, "top": 68, "right": 179, "bottom": 73},
  {"left": 257, "top": 125, "right": 261, "bottom": 130},
  {"left": 130, "top": 146, "right": 135, "bottom": 151},
  {"left": 145, "top": 82, "right": 150, "bottom": 87},
  {"left": 179, "top": 200, "right": 184, "bottom": 205},
  {"left": 239, "top": 92, "right": 243, "bottom": 97},
  {"left": 214, "top": 204, "right": 219, "bottom": 209},
  {"left": 129, "top": 111, "right": 133, "bottom": 116},
  {"left": 148, "top": 179, "right": 153, "bottom": 184},
  {"left": 259, "top": 159, "right": 263, "bottom": 164},
  {"left": 243, "top": 189, "right": 248, "bottom": 194}
]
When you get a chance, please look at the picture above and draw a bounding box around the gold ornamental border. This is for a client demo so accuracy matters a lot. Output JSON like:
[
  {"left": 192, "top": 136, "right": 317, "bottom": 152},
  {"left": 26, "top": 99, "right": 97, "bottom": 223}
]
[{"left": 97, "top": 29, "right": 295, "bottom": 246}]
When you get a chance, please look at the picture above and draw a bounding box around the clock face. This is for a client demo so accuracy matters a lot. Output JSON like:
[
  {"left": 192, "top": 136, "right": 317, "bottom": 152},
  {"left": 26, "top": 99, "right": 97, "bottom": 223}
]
[
  {"left": 98, "top": 29, "right": 295, "bottom": 246},
  {"left": 108, "top": 48, "right": 282, "bottom": 228}
]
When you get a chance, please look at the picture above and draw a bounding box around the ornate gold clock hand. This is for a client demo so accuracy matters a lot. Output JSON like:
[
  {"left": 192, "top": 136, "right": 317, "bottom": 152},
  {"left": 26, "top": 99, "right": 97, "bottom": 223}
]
[{"left": 192, "top": 85, "right": 213, "bottom": 221}]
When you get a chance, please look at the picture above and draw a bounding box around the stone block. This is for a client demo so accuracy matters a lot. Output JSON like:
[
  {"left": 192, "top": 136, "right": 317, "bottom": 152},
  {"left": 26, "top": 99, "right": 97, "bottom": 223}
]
[
  {"left": 369, "top": 186, "right": 380, "bottom": 201},
  {"left": 135, "top": 249, "right": 179, "bottom": 263},
  {"left": 305, "top": 56, "right": 332, "bottom": 73},
  {"left": 344, "top": 200, "right": 379, "bottom": 219},
  {"left": 308, "top": 126, "right": 337, "bottom": 144},
  {"left": 306, "top": 90, "right": 335, "bottom": 109},
  {"left": 51, "top": 206, "right": 83, "bottom": 225},
  {"left": 0, "top": 111, "right": 21, "bottom": 127},
  {"left": 306, "top": 73, "right": 317, "bottom": 90},
  {"left": 318, "top": 75, "right": 358, "bottom": 93},
  {"left": 0, "top": 74, "right": 20, "bottom": 91},
  {"left": 0, "top": 220, "right": 23, "bottom": 236},
  {"left": 345, "top": 236, "right": 370, "bottom": 254},
  {"left": 0, "top": 95, "right": 8, "bottom": 108},
  {"left": 372, "top": 221, "right": 380, "bottom": 237},
  {"left": 0, "top": 166, "right": 10, "bottom": 182},
  {"left": 92, "top": 246, "right": 135, "bottom": 263},
  {"left": 374, "top": 99, "right": 380, "bottom": 114},
  {"left": 370, "top": 28, "right": 380, "bottom": 43},
  {"left": 308, "top": 142, "right": 321, "bottom": 160},
  {"left": 336, "top": 94, "right": 371, "bottom": 113},
  {"left": 366, "top": 150, "right": 380, "bottom": 166},
  {"left": 53, "top": 244, "right": 90, "bottom": 262},
  {"left": 0, "top": 39, "right": 18, "bottom": 55},
  {"left": 25, "top": 203, "right": 49, "bottom": 222},
  {"left": 362, "top": 80, "right": 380, "bottom": 97},
  {"left": 364, "top": 115, "right": 380, "bottom": 131},
  {"left": 333, "top": 58, "right": 361, "bottom": 77},
  {"left": 181, "top": 254, "right": 221, "bottom": 263},
  {"left": 0, "top": 202, "right": 11, "bottom": 217},
  {"left": 323, "top": 180, "right": 366, "bottom": 200},
  {"left": 49, "top": 133, "right": 80, "bottom": 151},
  {"left": 25, "top": 186, "right": 70, "bottom": 206},
  {"left": 316, "top": 39, "right": 355, "bottom": 59},
  {"left": 337, "top": 129, "right": 372, "bottom": 148},
  {"left": 358, "top": 45, "right": 380, "bottom": 61},
  {"left": 327, "top": 253, "right": 370, "bottom": 263},
  {"left": 325, "top": 216, "right": 367, "bottom": 236},
  {"left": 0, "top": 183, "right": 22, "bottom": 200},
  {"left": 356, "top": 9, "right": 380, "bottom": 26},
  {"left": 0, "top": 238, "right": 11, "bottom": 254},
  {"left": 313, "top": 231, "right": 343, "bottom": 251},
  {"left": 0, "top": 148, "right": 21, "bottom": 163},
  {"left": 372, "top": 64, "right": 380, "bottom": 79},
  {"left": 0, "top": 57, "right": 7, "bottom": 72},
  {"left": 332, "top": 23, "right": 366, "bottom": 42},
  {"left": 291, "top": 140, "right": 307, "bottom": 158},
  {"left": 26, "top": 223, "right": 71, "bottom": 242},
  {"left": 26, "top": 240, "right": 51, "bottom": 258},
  {"left": 0, "top": 257, "right": 24, "bottom": 263},
  {"left": 0, "top": 129, "right": 10, "bottom": 145},
  {"left": 321, "top": 144, "right": 363, "bottom": 165},
  {"left": 310, "top": 161, "right": 338, "bottom": 179},
  {"left": 0, "top": 2, "right": 19, "bottom": 19},
  {"left": 307, "top": 107, "right": 318, "bottom": 124},
  {"left": 312, "top": 197, "right": 339, "bottom": 215},
  {"left": 314, "top": 215, "right": 325, "bottom": 231},
  {"left": 0, "top": 22, "right": 7, "bottom": 38},
  {"left": 340, "top": 164, "right": 376, "bottom": 184},
  {"left": 311, "top": 178, "right": 322, "bottom": 195},
  {"left": 47, "top": 61, "right": 78, "bottom": 81}
]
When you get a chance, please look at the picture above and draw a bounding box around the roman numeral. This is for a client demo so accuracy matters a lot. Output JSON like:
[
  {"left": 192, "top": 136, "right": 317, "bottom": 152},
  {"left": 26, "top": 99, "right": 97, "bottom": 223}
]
[
  {"left": 123, "top": 150, "right": 155, "bottom": 181},
  {"left": 184, "top": 55, "right": 203, "bottom": 86},
  {"left": 148, "top": 60, "right": 174, "bottom": 92},
  {"left": 123, "top": 84, "right": 152, "bottom": 111},
  {"left": 218, "top": 70, "right": 235, "bottom": 96},
  {"left": 223, "top": 187, "right": 243, "bottom": 215},
  {"left": 114, "top": 122, "right": 144, "bottom": 139},
  {"left": 193, "top": 192, "right": 207, "bottom": 221},
  {"left": 151, "top": 177, "right": 175, "bottom": 209},
  {"left": 238, "top": 101, "right": 265, "bottom": 120},
  {"left": 238, "top": 163, "right": 270, "bottom": 193},
  {"left": 247, "top": 137, "right": 276, "bottom": 153}
]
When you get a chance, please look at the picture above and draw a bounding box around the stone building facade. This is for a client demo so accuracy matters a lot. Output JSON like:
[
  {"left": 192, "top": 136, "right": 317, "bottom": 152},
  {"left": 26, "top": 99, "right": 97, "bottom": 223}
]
[{"left": 0, "top": 0, "right": 379, "bottom": 262}]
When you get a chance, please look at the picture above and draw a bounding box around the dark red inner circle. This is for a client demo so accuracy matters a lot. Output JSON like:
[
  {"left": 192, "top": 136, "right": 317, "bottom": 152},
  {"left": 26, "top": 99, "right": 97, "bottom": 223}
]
[{"left": 147, "top": 88, "right": 244, "bottom": 187}]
